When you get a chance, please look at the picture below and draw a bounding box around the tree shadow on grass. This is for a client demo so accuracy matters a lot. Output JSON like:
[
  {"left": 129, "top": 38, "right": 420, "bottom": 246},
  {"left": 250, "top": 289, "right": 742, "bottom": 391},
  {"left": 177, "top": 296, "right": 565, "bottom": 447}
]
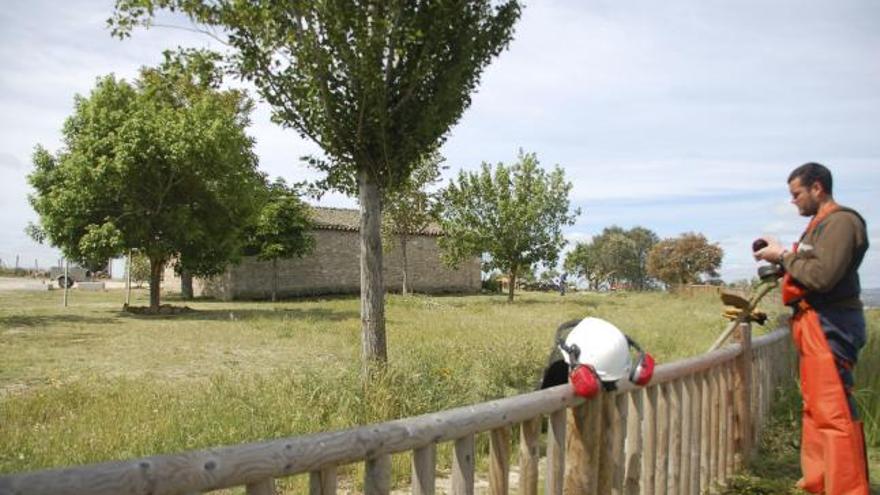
[
  {"left": 0, "top": 314, "right": 117, "bottom": 328},
  {"left": 117, "top": 306, "right": 359, "bottom": 323},
  {"left": 431, "top": 293, "right": 601, "bottom": 309}
]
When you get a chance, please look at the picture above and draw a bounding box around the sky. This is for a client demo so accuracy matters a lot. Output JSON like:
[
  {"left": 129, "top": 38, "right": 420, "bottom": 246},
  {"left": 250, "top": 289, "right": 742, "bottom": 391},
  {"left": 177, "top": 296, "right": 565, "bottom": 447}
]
[{"left": 1, "top": 1, "right": 878, "bottom": 287}]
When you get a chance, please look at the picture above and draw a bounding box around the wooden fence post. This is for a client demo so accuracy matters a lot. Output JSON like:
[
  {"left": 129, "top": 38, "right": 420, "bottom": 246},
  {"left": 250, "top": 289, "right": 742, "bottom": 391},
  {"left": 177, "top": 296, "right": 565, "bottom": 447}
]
[
  {"left": 709, "top": 366, "right": 721, "bottom": 489},
  {"left": 519, "top": 417, "right": 541, "bottom": 495},
  {"left": 612, "top": 394, "right": 627, "bottom": 494},
  {"left": 364, "top": 455, "right": 391, "bottom": 495},
  {"left": 654, "top": 384, "right": 669, "bottom": 495},
  {"left": 489, "top": 427, "right": 510, "bottom": 495},
  {"left": 309, "top": 466, "right": 336, "bottom": 495},
  {"left": 246, "top": 478, "right": 275, "bottom": 495},
  {"left": 680, "top": 377, "right": 693, "bottom": 495},
  {"left": 623, "top": 390, "right": 643, "bottom": 495},
  {"left": 546, "top": 409, "right": 567, "bottom": 495},
  {"left": 733, "top": 323, "right": 753, "bottom": 469},
  {"left": 699, "top": 371, "right": 711, "bottom": 493},
  {"left": 412, "top": 445, "right": 436, "bottom": 495},
  {"left": 718, "top": 364, "right": 730, "bottom": 484},
  {"left": 667, "top": 381, "right": 682, "bottom": 495},
  {"left": 726, "top": 364, "right": 736, "bottom": 479},
  {"left": 689, "top": 375, "right": 702, "bottom": 495},
  {"left": 452, "top": 435, "right": 475, "bottom": 495},
  {"left": 640, "top": 387, "right": 657, "bottom": 495},
  {"left": 564, "top": 401, "right": 598, "bottom": 494}
]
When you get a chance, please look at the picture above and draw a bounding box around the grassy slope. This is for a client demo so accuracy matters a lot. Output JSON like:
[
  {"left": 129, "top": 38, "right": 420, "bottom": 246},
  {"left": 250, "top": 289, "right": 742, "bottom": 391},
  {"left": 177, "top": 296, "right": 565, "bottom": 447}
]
[{"left": 0, "top": 288, "right": 875, "bottom": 492}]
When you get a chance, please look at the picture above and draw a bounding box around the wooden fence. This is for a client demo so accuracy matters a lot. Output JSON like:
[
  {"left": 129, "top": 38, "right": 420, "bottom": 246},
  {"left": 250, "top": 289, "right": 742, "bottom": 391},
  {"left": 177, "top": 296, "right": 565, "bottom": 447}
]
[{"left": 0, "top": 324, "right": 795, "bottom": 495}]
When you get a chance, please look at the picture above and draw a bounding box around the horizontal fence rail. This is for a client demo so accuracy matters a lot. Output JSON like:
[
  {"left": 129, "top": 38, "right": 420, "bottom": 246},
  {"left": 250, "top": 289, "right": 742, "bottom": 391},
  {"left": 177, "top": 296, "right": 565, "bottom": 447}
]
[{"left": 0, "top": 325, "right": 796, "bottom": 495}]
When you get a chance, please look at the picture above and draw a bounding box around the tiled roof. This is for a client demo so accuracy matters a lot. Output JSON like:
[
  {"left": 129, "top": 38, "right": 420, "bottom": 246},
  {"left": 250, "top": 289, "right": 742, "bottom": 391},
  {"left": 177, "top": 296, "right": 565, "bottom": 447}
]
[{"left": 309, "top": 206, "right": 443, "bottom": 236}]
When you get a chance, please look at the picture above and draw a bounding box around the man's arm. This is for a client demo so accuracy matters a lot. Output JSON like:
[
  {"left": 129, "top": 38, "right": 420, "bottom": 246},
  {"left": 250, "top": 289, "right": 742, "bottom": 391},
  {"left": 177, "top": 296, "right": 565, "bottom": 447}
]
[{"left": 781, "top": 212, "right": 863, "bottom": 292}]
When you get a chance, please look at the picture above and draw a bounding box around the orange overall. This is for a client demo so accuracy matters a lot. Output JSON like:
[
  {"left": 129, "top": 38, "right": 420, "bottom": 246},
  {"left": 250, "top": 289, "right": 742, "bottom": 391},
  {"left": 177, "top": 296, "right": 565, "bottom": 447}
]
[{"left": 782, "top": 206, "right": 870, "bottom": 495}]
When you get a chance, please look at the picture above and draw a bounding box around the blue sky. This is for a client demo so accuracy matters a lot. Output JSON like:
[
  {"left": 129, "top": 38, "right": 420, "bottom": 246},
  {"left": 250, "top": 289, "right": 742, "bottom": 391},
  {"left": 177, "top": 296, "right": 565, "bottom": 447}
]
[{"left": 1, "top": 1, "right": 878, "bottom": 287}]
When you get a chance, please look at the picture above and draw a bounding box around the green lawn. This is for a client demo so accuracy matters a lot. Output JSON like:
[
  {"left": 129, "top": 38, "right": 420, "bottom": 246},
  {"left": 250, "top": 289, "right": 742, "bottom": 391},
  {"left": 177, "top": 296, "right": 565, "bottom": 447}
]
[{"left": 1, "top": 287, "right": 876, "bottom": 493}]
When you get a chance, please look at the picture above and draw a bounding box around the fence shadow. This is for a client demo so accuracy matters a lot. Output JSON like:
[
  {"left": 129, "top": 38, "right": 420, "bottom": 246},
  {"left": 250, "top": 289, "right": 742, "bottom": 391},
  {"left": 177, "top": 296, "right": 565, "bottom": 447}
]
[{"left": 117, "top": 306, "right": 359, "bottom": 323}]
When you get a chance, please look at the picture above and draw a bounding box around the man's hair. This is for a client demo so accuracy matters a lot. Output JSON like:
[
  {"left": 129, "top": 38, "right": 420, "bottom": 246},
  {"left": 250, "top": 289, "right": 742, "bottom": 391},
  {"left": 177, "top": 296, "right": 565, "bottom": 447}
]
[{"left": 788, "top": 162, "right": 833, "bottom": 195}]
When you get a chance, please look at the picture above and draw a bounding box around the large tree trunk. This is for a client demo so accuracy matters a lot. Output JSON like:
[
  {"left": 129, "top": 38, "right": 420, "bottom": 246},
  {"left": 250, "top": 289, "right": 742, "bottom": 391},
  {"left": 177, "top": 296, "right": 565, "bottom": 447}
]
[
  {"left": 149, "top": 257, "right": 163, "bottom": 312},
  {"left": 181, "top": 270, "right": 194, "bottom": 300},
  {"left": 271, "top": 258, "right": 277, "bottom": 302},
  {"left": 358, "top": 168, "right": 387, "bottom": 372},
  {"left": 507, "top": 268, "right": 517, "bottom": 303},
  {"left": 400, "top": 234, "right": 409, "bottom": 296}
]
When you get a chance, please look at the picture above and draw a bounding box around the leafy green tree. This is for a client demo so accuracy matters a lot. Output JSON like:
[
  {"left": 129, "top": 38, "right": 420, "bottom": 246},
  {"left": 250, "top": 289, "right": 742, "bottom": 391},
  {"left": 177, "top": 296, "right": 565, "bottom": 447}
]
[
  {"left": 129, "top": 251, "right": 151, "bottom": 288},
  {"left": 626, "top": 226, "right": 660, "bottom": 290},
  {"left": 595, "top": 228, "right": 635, "bottom": 289},
  {"left": 111, "top": 0, "right": 521, "bottom": 368},
  {"left": 437, "top": 151, "right": 579, "bottom": 302},
  {"left": 646, "top": 232, "right": 724, "bottom": 287},
  {"left": 243, "top": 179, "right": 315, "bottom": 302},
  {"left": 565, "top": 225, "right": 658, "bottom": 291},
  {"left": 382, "top": 151, "right": 444, "bottom": 296},
  {"left": 28, "top": 50, "right": 264, "bottom": 311},
  {"left": 539, "top": 268, "right": 560, "bottom": 284},
  {"left": 564, "top": 241, "right": 604, "bottom": 290}
]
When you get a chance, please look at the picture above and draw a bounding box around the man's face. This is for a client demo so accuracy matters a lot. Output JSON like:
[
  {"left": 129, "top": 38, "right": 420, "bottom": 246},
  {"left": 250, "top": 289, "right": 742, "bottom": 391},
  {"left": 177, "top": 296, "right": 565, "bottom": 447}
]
[{"left": 789, "top": 177, "right": 822, "bottom": 217}]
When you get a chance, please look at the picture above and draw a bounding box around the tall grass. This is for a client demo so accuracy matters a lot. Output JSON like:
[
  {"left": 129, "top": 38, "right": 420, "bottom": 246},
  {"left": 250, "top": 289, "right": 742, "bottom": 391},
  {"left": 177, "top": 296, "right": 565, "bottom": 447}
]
[
  {"left": 0, "top": 286, "right": 797, "bottom": 488},
  {"left": 854, "top": 309, "right": 879, "bottom": 448}
]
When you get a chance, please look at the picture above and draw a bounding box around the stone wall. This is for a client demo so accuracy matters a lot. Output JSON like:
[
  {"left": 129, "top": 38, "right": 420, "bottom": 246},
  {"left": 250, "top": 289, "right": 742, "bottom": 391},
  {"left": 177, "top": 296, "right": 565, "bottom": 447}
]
[{"left": 164, "top": 230, "right": 480, "bottom": 300}]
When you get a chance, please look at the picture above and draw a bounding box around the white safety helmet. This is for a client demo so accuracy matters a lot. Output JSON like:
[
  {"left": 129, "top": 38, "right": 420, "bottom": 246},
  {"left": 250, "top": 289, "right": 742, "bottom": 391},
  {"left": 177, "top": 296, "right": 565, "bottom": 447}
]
[{"left": 560, "top": 317, "right": 632, "bottom": 382}]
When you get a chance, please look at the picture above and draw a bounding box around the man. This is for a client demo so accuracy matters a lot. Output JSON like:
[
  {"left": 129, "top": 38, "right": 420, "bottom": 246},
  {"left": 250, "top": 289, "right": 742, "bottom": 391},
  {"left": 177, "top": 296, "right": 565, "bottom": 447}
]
[{"left": 755, "top": 162, "right": 869, "bottom": 495}]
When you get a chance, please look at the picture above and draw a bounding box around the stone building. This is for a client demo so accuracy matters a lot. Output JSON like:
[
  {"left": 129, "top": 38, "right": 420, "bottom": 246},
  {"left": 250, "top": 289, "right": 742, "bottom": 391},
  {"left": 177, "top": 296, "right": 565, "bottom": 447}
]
[{"left": 164, "top": 207, "right": 480, "bottom": 300}]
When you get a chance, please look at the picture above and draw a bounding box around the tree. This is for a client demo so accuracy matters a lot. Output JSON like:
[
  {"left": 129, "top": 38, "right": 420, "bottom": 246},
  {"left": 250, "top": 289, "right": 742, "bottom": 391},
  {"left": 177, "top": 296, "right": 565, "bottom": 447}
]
[
  {"left": 564, "top": 225, "right": 658, "bottom": 291},
  {"left": 129, "top": 251, "right": 151, "bottom": 288},
  {"left": 626, "top": 226, "right": 660, "bottom": 290},
  {"left": 243, "top": 179, "right": 315, "bottom": 302},
  {"left": 111, "top": 0, "right": 521, "bottom": 369},
  {"left": 28, "top": 50, "right": 264, "bottom": 311},
  {"left": 564, "top": 241, "right": 604, "bottom": 291},
  {"left": 437, "top": 151, "right": 579, "bottom": 302},
  {"left": 382, "top": 152, "right": 444, "bottom": 296},
  {"left": 646, "top": 232, "right": 724, "bottom": 287}
]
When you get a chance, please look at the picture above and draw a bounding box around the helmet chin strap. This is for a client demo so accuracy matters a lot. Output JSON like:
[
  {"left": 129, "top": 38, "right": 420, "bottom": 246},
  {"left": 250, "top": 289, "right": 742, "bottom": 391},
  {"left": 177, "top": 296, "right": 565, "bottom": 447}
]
[{"left": 557, "top": 337, "right": 581, "bottom": 371}]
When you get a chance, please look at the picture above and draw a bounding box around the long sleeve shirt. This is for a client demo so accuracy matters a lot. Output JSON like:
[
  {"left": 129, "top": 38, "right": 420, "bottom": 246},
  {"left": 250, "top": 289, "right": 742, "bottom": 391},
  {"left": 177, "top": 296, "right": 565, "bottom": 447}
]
[{"left": 780, "top": 207, "right": 868, "bottom": 309}]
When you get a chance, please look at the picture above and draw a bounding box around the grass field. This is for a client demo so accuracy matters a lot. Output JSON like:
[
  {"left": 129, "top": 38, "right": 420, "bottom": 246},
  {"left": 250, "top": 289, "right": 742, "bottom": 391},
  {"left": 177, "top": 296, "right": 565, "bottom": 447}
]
[{"left": 1, "top": 287, "right": 876, "bottom": 493}]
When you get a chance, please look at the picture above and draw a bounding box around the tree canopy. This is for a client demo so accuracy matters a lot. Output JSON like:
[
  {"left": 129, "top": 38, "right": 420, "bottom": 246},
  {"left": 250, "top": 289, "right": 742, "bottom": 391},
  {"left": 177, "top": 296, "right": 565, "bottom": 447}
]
[
  {"left": 243, "top": 179, "right": 315, "bottom": 301},
  {"left": 646, "top": 232, "right": 724, "bottom": 287},
  {"left": 28, "top": 50, "right": 264, "bottom": 310},
  {"left": 381, "top": 151, "right": 444, "bottom": 295},
  {"left": 564, "top": 226, "right": 659, "bottom": 290},
  {"left": 437, "top": 151, "right": 579, "bottom": 301},
  {"left": 111, "top": 0, "right": 522, "bottom": 370}
]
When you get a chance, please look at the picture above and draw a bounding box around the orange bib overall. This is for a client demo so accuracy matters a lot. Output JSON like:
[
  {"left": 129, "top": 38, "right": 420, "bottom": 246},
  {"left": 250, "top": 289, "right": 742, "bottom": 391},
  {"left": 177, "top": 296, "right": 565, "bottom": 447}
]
[{"left": 782, "top": 207, "right": 869, "bottom": 495}]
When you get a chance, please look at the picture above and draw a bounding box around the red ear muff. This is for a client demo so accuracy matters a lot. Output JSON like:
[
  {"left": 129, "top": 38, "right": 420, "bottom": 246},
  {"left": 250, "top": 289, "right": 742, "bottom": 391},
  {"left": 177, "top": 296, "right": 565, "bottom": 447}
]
[
  {"left": 630, "top": 352, "right": 655, "bottom": 386},
  {"left": 570, "top": 364, "right": 600, "bottom": 398},
  {"left": 625, "top": 335, "right": 654, "bottom": 386}
]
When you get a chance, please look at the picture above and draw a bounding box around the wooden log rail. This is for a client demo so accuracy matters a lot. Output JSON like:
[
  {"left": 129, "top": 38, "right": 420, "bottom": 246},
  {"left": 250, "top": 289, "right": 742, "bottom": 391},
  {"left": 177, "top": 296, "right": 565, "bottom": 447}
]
[{"left": 0, "top": 325, "right": 795, "bottom": 495}]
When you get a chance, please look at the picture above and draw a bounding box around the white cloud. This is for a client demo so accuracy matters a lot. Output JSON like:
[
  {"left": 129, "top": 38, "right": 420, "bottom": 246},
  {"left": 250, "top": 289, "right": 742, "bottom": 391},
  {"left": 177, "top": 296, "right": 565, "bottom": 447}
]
[{"left": 1, "top": 0, "right": 878, "bottom": 288}]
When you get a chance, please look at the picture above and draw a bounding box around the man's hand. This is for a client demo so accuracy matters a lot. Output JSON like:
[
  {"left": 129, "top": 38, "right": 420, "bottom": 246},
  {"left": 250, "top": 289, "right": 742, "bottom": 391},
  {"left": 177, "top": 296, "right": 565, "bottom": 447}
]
[{"left": 754, "top": 236, "right": 786, "bottom": 263}]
